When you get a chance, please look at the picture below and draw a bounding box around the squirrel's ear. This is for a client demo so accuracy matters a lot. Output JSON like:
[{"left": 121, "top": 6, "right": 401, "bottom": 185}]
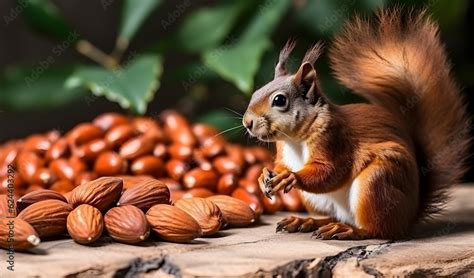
[
  {"left": 294, "top": 62, "right": 318, "bottom": 104},
  {"left": 274, "top": 40, "right": 296, "bottom": 78}
]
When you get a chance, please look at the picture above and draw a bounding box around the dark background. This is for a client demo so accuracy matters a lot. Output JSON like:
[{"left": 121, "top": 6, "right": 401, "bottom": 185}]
[{"left": 0, "top": 0, "right": 473, "bottom": 181}]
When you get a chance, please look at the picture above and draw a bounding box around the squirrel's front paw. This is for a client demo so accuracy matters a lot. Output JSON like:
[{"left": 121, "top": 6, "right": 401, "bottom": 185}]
[{"left": 259, "top": 168, "right": 297, "bottom": 198}]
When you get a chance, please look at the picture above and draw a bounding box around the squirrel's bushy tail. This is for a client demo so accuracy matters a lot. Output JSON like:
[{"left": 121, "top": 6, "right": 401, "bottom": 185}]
[{"left": 329, "top": 9, "right": 470, "bottom": 220}]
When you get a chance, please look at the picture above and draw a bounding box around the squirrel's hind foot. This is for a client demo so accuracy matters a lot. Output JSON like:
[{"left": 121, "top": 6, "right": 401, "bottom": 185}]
[
  {"left": 312, "top": 222, "right": 367, "bottom": 240},
  {"left": 276, "top": 216, "right": 332, "bottom": 233}
]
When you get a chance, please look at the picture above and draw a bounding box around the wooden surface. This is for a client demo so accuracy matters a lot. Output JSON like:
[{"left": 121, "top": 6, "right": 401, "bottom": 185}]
[{"left": 1, "top": 185, "right": 473, "bottom": 277}]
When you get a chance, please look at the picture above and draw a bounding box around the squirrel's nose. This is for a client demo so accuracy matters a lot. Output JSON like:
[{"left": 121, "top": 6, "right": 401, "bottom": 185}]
[{"left": 243, "top": 118, "right": 253, "bottom": 131}]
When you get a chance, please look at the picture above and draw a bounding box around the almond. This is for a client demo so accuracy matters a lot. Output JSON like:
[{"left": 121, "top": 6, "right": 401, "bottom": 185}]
[
  {"left": 130, "top": 155, "right": 165, "bottom": 177},
  {"left": 165, "top": 159, "right": 190, "bottom": 180},
  {"left": 153, "top": 143, "right": 168, "bottom": 160},
  {"left": 213, "top": 156, "right": 242, "bottom": 175},
  {"left": 132, "top": 117, "right": 165, "bottom": 141},
  {"left": 262, "top": 195, "right": 284, "bottom": 214},
  {"left": 67, "top": 204, "right": 103, "bottom": 244},
  {"left": 74, "top": 138, "right": 110, "bottom": 161},
  {"left": 182, "top": 188, "right": 214, "bottom": 199},
  {"left": 50, "top": 180, "right": 75, "bottom": 194},
  {"left": 170, "top": 190, "right": 185, "bottom": 203},
  {"left": 69, "top": 177, "right": 123, "bottom": 211},
  {"left": 105, "top": 124, "right": 136, "bottom": 147},
  {"left": 168, "top": 143, "right": 193, "bottom": 161},
  {"left": 45, "top": 138, "right": 69, "bottom": 161},
  {"left": 18, "top": 199, "right": 72, "bottom": 237},
  {"left": 30, "top": 168, "right": 57, "bottom": 186},
  {"left": 160, "top": 110, "right": 196, "bottom": 146},
  {"left": 232, "top": 188, "right": 263, "bottom": 217},
  {"left": 23, "top": 134, "right": 51, "bottom": 155},
  {"left": 146, "top": 204, "right": 202, "bottom": 243},
  {"left": 104, "top": 205, "right": 150, "bottom": 244},
  {"left": 67, "top": 123, "right": 103, "bottom": 146},
  {"left": 119, "top": 135, "right": 155, "bottom": 159},
  {"left": 93, "top": 113, "right": 130, "bottom": 131},
  {"left": 217, "top": 173, "right": 238, "bottom": 195},
  {"left": 94, "top": 151, "right": 127, "bottom": 176},
  {"left": 17, "top": 189, "right": 67, "bottom": 212},
  {"left": 0, "top": 218, "right": 40, "bottom": 251},
  {"left": 117, "top": 178, "right": 170, "bottom": 211},
  {"left": 200, "top": 137, "right": 225, "bottom": 158},
  {"left": 175, "top": 198, "right": 224, "bottom": 236},
  {"left": 207, "top": 195, "right": 256, "bottom": 227},
  {"left": 182, "top": 168, "right": 218, "bottom": 191},
  {"left": 17, "top": 151, "right": 44, "bottom": 183},
  {"left": 117, "top": 175, "right": 152, "bottom": 190},
  {"left": 75, "top": 172, "right": 99, "bottom": 186},
  {"left": 49, "top": 158, "right": 76, "bottom": 182},
  {"left": 278, "top": 190, "right": 305, "bottom": 212}
]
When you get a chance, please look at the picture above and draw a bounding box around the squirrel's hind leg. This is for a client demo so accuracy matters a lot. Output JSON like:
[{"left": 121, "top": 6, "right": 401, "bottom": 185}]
[{"left": 276, "top": 216, "right": 333, "bottom": 233}]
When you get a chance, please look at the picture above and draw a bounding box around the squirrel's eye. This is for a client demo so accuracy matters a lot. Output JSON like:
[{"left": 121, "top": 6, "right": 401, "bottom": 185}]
[{"left": 272, "top": 94, "right": 287, "bottom": 107}]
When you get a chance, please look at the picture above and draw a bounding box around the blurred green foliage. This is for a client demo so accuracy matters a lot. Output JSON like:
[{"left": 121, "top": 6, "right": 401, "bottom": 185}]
[{"left": 0, "top": 0, "right": 470, "bottom": 132}]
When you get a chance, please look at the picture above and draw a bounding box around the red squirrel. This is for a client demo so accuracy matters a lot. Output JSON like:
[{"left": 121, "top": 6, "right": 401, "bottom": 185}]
[{"left": 242, "top": 9, "right": 470, "bottom": 239}]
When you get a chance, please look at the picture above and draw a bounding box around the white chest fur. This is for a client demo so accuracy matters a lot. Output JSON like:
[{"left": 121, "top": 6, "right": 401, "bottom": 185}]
[
  {"left": 281, "top": 141, "right": 357, "bottom": 226},
  {"left": 282, "top": 141, "right": 310, "bottom": 172}
]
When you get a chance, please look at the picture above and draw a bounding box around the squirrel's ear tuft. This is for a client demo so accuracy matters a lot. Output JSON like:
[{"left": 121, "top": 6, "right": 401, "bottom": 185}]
[
  {"left": 302, "top": 42, "right": 324, "bottom": 65},
  {"left": 294, "top": 62, "right": 318, "bottom": 104},
  {"left": 274, "top": 39, "right": 297, "bottom": 79}
]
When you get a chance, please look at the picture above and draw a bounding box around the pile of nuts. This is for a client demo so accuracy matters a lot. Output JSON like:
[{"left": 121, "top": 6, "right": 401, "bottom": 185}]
[
  {"left": 0, "top": 176, "right": 258, "bottom": 250},
  {"left": 0, "top": 110, "right": 305, "bottom": 250}
]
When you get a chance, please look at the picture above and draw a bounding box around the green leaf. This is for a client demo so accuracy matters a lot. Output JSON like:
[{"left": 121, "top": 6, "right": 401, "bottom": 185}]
[
  {"left": 203, "top": 0, "right": 291, "bottom": 93},
  {"left": 21, "top": 0, "right": 76, "bottom": 41},
  {"left": 174, "top": 2, "right": 245, "bottom": 52},
  {"left": 203, "top": 38, "right": 271, "bottom": 93},
  {"left": 66, "top": 54, "right": 163, "bottom": 114},
  {"left": 0, "top": 66, "right": 84, "bottom": 111},
  {"left": 119, "top": 0, "right": 162, "bottom": 41}
]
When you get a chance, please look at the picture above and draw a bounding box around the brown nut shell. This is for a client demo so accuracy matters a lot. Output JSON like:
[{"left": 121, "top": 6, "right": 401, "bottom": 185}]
[
  {"left": 17, "top": 199, "right": 72, "bottom": 237},
  {"left": 175, "top": 198, "right": 223, "bottom": 236},
  {"left": 160, "top": 110, "right": 196, "bottom": 146},
  {"left": 67, "top": 204, "right": 104, "bottom": 244},
  {"left": 182, "top": 188, "right": 215, "bottom": 199},
  {"left": 93, "top": 113, "right": 130, "bottom": 131},
  {"left": 0, "top": 218, "right": 40, "bottom": 251},
  {"left": 165, "top": 159, "right": 190, "bottom": 181},
  {"left": 231, "top": 188, "right": 263, "bottom": 217},
  {"left": 119, "top": 135, "right": 155, "bottom": 160},
  {"left": 104, "top": 205, "right": 150, "bottom": 244},
  {"left": 105, "top": 124, "right": 136, "bottom": 147},
  {"left": 207, "top": 195, "right": 255, "bottom": 227},
  {"left": 146, "top": 204, "right": 202, "bottom": 243},
  {"left": 69, "top": 177, "right": 123, "bottom": 211},
  {"left": 117, "top": 178, "right": 170, "bottom": 211},
  {"left": 17, "top": 189, "right": 67, "bottom": 212},
  {"left": 94, "top": 151, "right": 126, "bottom": 176},
  {"left": 217, "top": 173, "right": 238, "bottom": 195},
  {"left": 182, "top": 168, "right": 218, "bottom": 191},
  {"left": 279, "top": 190, "right": 305, "bottom": 212},
  {"left": 67, "top": 123, "right": 103, "bottom": 146},
  {"left": 130, "top": 155, "right": 165, "bottom": 177}
]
